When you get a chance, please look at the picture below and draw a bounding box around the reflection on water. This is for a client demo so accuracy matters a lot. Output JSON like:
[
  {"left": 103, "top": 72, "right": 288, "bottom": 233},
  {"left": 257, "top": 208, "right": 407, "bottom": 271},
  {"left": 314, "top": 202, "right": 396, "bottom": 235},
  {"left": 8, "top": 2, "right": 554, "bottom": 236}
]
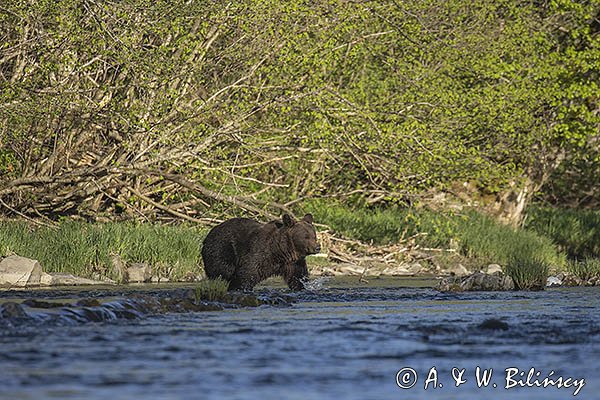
[{"left": 0, "top": 278, "right": 598, "bottom": 400}]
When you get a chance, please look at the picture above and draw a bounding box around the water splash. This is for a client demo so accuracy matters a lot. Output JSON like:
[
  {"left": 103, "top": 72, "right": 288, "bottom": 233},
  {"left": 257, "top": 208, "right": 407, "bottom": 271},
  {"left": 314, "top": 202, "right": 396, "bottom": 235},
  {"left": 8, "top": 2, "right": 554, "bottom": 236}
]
[{"left": 303, "top": 276, "right": 331, "bottom": 291}]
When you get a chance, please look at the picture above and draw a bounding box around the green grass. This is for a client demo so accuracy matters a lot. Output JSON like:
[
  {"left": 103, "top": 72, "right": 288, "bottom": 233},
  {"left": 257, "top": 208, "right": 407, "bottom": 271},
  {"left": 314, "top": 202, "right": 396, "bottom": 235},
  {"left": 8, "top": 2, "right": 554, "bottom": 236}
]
[
  {"left": 195, "top": 278, "right": 229, "bottom": 301},
  {"left": 0, "top": 220, "right": 207, "bottom": 281},
  {"left": 1, "top": 202, "right": 585, "bottom": 289},
  {"left": 456, "top": 211, "right": 565, "bottom": 269},
  {"left": 302, "top": 200, "right": 454, "bottom": 247},
  {"left": 505, "top": 256, "right": 549, "bottom": 290},
  {"left": 567, "top": 258, "right": 600, "bottom": 282},
  {"left": 525, "top": 206, "right": 600, "bottom": 259},
  {"left": 302, "top": 199, "right": 564, "bottom": 285}
]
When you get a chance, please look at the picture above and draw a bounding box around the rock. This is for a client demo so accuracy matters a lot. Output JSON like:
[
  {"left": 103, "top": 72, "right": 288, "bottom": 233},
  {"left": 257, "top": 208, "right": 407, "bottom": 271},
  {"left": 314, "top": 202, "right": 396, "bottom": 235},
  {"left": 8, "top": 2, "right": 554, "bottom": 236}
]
[
  {"left": 40, "top": 273, "right": 106, "bottom": 286},
  {"left": 76, "top": 298, "right": 101, "bottom": 307},
  {"left": 110, "top": 253, "right": 127, "bottom": 283},
  {"left": 546, "top": 275, "right": 562, "bottom": 287},
  {"left": 40, "top": 273, "right": 53, "bottom": 286},
  {"left": 0, "top": 302, "right": 28, "bottom": 318},
  {"left": 404, "top": 263, "right": 424, "bottom": 275},
  {"left": 486, "top": 264, "right": 503, "bottom": 274},
  {"left": 151, "top": 276, "right": 170, "bottom": 283},
  {"left": 437, "top": 272, "right": 515, "bottom": 292},
  {"left": 90, "top": 273, "right": 116, "bottom": 284},
  {"left": 0, "top": 256, "right": 43, "bottom": 287},
  {"left": 22, "top": 299, "right": 68, "bottom": 308},
  {"left": 127, "top": 263, "right": 152, "bottom": 283},
  {"left": 447, "top": 264, "right": 470, "bottom": 276},
  {"left": 478, "top": 318, "right": 509, "bottom": 331}
]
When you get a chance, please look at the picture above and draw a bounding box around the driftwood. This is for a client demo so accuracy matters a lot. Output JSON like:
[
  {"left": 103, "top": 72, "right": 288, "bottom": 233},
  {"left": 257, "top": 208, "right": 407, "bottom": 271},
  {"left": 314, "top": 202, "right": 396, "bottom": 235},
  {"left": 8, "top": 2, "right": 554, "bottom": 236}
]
[
  {"left": 0, "top": 163, "right": 288, "bottom": 223},
  {"left": 320, "top": 230, "right": 433, "bottom": 265}
]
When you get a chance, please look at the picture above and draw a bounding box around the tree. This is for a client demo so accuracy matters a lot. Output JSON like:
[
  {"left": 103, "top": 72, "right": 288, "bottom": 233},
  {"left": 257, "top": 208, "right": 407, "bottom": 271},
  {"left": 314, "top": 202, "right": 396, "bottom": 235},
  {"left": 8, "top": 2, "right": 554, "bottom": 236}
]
[{"left": 1, "top": 0, "right": 598, "bottom": 223}]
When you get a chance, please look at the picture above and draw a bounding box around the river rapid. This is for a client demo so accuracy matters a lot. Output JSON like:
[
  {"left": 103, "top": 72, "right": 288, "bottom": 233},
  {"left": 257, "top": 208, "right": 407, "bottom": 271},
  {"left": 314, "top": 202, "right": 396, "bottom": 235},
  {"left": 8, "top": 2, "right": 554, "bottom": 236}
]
[{"left": 0, "top": 277, "right": 598, "bottom": 400}]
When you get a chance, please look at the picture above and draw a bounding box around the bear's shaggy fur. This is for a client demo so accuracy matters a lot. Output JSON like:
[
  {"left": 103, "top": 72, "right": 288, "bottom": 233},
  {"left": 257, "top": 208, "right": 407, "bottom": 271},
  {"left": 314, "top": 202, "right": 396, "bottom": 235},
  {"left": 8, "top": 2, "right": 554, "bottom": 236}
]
[{"left": 201, "top": 214, "right": 319, "bottom": 291}]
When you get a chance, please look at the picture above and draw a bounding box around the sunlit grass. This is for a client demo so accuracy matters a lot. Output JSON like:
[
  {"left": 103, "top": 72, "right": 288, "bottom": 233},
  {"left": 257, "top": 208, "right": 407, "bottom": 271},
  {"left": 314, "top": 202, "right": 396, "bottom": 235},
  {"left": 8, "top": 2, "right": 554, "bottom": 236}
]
[
  {"left": 504, "top": 256, "right": 549, "bottom": 290},
  {"left": 0, "top": 202, "right": 580, "bottom": 289},
  {"left": 0, "top": 220, "right": 207, "bottom": 281},
  {"left": 567, "top": 258, "right": 600, "bottom": 282},
  {"left": 302, "top": 200, "right": 564, "bottom": 275},
  {"left": 195, "top": 278, "right": 229, "bottom": 302}
]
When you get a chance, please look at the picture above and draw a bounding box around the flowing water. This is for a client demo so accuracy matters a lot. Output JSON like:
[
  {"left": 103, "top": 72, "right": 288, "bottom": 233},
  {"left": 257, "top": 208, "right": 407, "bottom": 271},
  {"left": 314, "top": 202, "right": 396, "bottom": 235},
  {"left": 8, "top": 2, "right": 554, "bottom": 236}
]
[{"left": 0, "top": 277, "right": 598, "bottom": 400}]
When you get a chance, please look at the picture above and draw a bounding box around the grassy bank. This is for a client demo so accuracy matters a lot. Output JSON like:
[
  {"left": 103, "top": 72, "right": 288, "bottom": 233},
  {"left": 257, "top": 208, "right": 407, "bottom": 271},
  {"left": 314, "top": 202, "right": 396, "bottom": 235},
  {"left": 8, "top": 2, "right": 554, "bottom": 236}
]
[
  {"left": 303, "top": 200, "right": 567, "bottom": 288},
  {"left": 2, "top": 203, "right": 599, "bottom": 287},
  {"left": 0, "top": 221, "right": 207, "bottom": 281},
  {"left": 303, "top": 200, "right": 564, "bottom": 266}
]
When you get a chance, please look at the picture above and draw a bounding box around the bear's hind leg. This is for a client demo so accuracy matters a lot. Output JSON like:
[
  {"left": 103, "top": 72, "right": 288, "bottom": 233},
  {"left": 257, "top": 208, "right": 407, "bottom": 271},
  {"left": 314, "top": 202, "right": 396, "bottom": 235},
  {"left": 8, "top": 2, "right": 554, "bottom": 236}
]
[{"left": 202, "top": 241, "right": 237, "bottom": 282}]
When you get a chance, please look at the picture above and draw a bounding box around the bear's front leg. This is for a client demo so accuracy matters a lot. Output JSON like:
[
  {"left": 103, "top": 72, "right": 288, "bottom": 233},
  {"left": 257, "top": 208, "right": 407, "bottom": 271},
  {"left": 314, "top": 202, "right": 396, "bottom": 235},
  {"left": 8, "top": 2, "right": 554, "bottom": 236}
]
[
  {"left": 228, "top": 269, "right": 259, "bottom": 291},
  {"left": 285, "top": 258, "right": 309, "bottom": 291}
]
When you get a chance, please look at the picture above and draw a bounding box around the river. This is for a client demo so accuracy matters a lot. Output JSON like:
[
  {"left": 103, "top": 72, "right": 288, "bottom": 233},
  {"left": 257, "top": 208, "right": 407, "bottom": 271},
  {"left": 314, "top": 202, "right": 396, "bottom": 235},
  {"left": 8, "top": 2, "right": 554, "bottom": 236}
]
[{"left": 0, "top": 277, "right": 598, "bottom": 399}]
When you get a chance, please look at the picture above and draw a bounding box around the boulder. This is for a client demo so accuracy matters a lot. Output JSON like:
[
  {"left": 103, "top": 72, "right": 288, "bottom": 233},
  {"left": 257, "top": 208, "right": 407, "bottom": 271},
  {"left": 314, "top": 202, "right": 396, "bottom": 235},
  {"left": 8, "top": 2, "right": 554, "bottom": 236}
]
[
  {"left": 40, "top": 272, "right": 53, "bottom": 286},
  {"left": 438, "top": 272, "right": 515, "bottom": 292},
  {"left": 546, "top": 275, "right": 563, "bottom": 287},
  {"left": 0, "top": 302, "right": 28, "bottom": 318},
  {"left": 486, "top": 264, "right": 503, "bottom": 274},
  {"left": 127, "top": 263, "right": 152, "bottom": 283},
  {"left": 0, "top": 256, "right": 42, "bottom": 287},
  {"left": 109, "top": 253, "right": 127, "bottom": 283},
  {"left": 40, "top": 273, "right": 107, "bottom": 286},
  {"left": 447, "top": 264, "right": 470, "bottom": 276}
]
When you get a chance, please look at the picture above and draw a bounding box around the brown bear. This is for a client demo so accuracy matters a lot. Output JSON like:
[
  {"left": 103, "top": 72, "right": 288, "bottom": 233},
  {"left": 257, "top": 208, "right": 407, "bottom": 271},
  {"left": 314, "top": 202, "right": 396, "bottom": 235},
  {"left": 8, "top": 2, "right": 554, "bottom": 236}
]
[{"left": 201, "top": 214, "right": 319, "bottom": 291}]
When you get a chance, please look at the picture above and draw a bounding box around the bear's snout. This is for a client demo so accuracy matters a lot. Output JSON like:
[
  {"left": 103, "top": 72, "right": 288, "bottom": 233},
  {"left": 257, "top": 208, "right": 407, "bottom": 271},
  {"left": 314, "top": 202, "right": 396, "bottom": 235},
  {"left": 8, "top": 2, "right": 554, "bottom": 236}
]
[{"left": 307, "top": 243, "right": 320, "bottom": 255}]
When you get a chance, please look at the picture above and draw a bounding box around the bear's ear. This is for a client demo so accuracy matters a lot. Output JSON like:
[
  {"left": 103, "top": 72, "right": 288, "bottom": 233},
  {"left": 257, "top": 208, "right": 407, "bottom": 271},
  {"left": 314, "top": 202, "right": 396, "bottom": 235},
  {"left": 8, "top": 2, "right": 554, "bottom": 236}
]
[
  {"left": 302, "top": 214, "right": 314, "bottom": 224},
  {"left": 282, "top": 214, "right": 296, "bottom": 227}
]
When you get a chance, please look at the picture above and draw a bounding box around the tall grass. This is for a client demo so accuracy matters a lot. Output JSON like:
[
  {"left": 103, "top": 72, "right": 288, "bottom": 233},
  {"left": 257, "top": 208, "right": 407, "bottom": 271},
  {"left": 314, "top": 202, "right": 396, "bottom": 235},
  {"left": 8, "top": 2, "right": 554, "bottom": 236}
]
[
  {"left": 303, "top": 200, "right": 564, "bottom": 279},
  {"left": 525, "top": 206, "right": 600, "bottom": 259},
  {"left": 505, "top": 256, "right": 549, "bottom": 290},
  {"left": 0, "top": 202, "right": 574, "bottom": 287},
  {"left": 302, "top": 200, "right": 455, "bottom": 247},
  {"left": 0, "top": 221, "right": 207, "bottom": 280},
  {"left": 456, "top": 211, "right": 564, "bottom": 268},
  {"left": 567, "top": 258, "right": 600, "bottom": 282},
  {"left": 195, "top": 278, "right": 229, "bottom": 301}
]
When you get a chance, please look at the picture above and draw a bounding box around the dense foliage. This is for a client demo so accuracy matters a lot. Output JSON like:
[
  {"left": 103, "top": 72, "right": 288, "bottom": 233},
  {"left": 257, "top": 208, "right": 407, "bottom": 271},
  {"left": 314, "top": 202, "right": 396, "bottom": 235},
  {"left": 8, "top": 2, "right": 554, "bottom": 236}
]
[{"left": 1, "top": 0, "right": 598, "bottom": 221}]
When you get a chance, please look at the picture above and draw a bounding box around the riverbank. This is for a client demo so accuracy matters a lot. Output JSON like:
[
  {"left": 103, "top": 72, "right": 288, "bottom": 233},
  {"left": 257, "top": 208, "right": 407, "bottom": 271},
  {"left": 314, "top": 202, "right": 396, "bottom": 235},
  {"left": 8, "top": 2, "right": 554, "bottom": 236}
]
[{"left": 1, "top": 205, "right": 599, "bottom": 288}]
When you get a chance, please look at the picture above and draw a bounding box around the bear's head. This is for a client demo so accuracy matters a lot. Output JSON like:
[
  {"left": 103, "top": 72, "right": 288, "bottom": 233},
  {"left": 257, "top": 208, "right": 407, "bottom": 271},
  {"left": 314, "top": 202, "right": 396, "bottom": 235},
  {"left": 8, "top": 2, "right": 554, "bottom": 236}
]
[{"left": 282, "top": 213, "right": 320, "bottom": 257}]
